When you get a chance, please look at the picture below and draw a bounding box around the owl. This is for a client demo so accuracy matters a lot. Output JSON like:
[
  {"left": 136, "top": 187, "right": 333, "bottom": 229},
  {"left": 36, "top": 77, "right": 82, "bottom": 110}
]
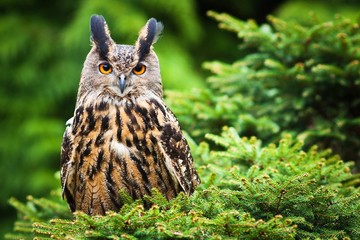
[{"left": 60, "top": 15, "right": 200, "bottom": 215}]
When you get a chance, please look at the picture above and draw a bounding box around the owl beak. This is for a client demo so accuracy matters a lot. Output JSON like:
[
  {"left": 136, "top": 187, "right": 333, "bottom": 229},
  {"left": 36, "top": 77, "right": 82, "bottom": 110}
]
[{"left": 119, "top": 74, "right": 126, "bottom": 93}]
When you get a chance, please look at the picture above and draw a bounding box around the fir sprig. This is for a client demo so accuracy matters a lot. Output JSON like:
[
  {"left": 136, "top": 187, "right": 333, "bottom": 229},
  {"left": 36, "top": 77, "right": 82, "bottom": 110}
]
[
  {"left": 201, "top": 127, "right": 360, "bottom": 239},
  {"left": 6, "top": 128, "right": 359, "bottom": 239}
]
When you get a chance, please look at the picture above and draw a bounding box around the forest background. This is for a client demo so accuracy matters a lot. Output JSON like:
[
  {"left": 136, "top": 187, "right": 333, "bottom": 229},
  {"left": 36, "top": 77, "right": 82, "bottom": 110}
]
[{"left": 1, "top": 0, "right": 360, "bottom": 237}]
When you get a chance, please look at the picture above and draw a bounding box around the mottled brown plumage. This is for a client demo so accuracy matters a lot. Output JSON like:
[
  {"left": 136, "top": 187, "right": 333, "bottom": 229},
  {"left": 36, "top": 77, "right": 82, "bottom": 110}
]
[{"left": 60, "top": 15, "right": 200, "bottom": 215}]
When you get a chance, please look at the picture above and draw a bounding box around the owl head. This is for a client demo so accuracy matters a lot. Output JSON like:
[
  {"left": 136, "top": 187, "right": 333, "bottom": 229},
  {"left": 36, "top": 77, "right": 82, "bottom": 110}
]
[{"left": 78, "top": 15, "right": 164, "bottom": 101}]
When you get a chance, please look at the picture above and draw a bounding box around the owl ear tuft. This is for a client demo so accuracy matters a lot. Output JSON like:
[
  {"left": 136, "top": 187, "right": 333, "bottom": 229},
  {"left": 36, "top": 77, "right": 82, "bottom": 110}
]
[
  {"left": 135, "top": 18, "right": 163, "bottom": 61},
  {"left": 90, "top": 15, "right": 115, "bottom": 59}
]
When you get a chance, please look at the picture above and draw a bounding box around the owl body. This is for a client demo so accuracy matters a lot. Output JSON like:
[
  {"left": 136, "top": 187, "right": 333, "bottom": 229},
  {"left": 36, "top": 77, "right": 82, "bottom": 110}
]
[{"left": 61, "top": 15, "right": 200, "bottom": 215}]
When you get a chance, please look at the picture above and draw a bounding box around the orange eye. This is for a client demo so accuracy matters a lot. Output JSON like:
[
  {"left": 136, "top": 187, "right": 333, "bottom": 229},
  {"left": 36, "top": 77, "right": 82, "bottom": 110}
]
[
  {"left": 132, "top": 64, "right": 146, "bottom": 75},
  {"left": 99, "top": 63, "right": 113, "bottom": 74}
]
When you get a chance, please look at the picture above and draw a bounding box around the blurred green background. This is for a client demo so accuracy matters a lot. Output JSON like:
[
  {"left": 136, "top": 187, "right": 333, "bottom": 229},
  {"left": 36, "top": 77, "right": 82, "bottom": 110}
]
[{"left": 1, "top": 0, "right": 359, "bottom": 236}]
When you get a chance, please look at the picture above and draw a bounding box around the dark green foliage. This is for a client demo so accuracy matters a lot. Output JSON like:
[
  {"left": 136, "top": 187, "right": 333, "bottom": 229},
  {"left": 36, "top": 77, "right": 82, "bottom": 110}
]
[
  {"left": 167, "top": 11, "right": 360, "bottom": 168},
  {"left": 5, "top": 189, "right": 72, "bottom": 240},
  {"left": 6, "top": 128, "right": 360, "bottom": 239},
  {"left": 276, "top": 0, "right": 360, "bottom": 25}
]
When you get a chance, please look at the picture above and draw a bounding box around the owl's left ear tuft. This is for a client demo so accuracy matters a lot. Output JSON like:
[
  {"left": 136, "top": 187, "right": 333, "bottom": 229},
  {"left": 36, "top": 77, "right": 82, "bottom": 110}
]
[
  {"left": 135, "top": 18, "right": 163, "bottom": 61},
  {"left": 90, "top": 15, "right": 116, "bottom": 59}
]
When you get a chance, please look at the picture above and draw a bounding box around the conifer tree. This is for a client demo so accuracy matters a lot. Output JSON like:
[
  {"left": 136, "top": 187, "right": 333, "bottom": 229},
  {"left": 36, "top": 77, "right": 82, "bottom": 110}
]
[
  {"left": 167, "top": 11, "right": 360, "bottom": 168},
  {"left": 6, "top": 128, "right": 360, "bottom": 239}
]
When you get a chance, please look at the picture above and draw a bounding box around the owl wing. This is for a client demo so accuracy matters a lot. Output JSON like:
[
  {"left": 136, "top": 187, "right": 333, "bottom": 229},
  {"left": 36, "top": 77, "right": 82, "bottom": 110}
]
[
  {"left": 158, "top": 111, "right": 200, "bottom": 195},
  {"left": 60, "top": 117, "right": 76, "bottom": 212}
]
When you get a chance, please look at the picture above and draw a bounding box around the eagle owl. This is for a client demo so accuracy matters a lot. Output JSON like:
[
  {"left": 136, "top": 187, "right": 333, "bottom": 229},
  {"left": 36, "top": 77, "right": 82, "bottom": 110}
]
[{"left": 61, "top": 15, "right": 200, "bottom": 215}]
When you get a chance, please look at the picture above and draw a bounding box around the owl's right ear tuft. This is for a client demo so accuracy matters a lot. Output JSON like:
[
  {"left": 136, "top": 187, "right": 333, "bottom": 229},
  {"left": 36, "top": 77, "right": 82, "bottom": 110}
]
[
  {"left": 90, "top": 15, "right": 115, "bottom": 59},
  {"left": 135, "top": 18, "right": 163, "bottom": 62}
]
